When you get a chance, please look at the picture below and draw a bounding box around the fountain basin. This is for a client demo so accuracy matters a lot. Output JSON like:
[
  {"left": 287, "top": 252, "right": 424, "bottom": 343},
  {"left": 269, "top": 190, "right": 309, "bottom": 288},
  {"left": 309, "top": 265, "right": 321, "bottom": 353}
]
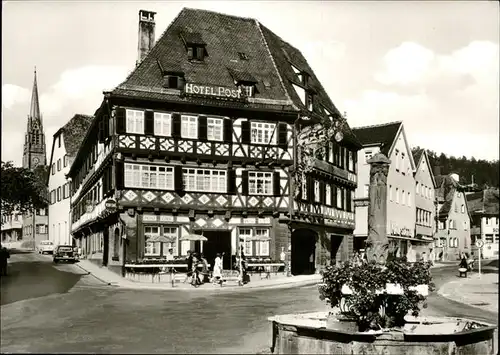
[{"left": 268, "top": 312, "right": 496, "bottom": 354}]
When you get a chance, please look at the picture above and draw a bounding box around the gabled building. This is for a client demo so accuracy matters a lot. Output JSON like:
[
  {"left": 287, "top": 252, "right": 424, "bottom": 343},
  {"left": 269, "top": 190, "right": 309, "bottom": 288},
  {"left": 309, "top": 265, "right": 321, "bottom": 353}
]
[
  {"left": 466, "top": 188, "right": 499, "bottom": 259},
  {"left": 47, "top": 114, "right": 93, "bottom": 246},
  {"left": 434, "top": 173, "right": 471, "bottom": 260},
  {"left": 411, "top": 148, "right": 436, "bottom": 260},
  {"left": 21, "top": 68, "right": 49, "bottom": 247},
  {"left": 352, "top": 121, "right": 417, "bottom": 257},
  {"left": 67, "top": 8, "right": 360, "bottom": 276},
  {"left": 1, "top": 211, "right": 23, "bottom": 243}
]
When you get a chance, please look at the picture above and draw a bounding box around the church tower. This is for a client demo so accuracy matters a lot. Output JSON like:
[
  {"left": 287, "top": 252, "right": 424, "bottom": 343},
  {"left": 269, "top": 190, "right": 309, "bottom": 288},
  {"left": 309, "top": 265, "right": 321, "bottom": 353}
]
[{"left": 23, "top": 68, "right": 47, "bottom": 170}]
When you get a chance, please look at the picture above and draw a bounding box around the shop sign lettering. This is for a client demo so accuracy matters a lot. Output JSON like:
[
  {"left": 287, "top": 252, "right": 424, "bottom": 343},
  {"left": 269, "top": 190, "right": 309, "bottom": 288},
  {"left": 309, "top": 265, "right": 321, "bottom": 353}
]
[
  {"left": 390, "top": 222, "right": 413, "bottom": 238},
  {"left": 185, "top": 83, "right": 241, "bottom": 99}
]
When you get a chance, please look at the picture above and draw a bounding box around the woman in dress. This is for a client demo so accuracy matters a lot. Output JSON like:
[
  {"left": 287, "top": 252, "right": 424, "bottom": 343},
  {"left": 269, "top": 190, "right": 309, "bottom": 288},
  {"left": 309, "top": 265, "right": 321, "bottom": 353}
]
[{"left": 212, "top": 253, "right": 223, "bottom": 285}]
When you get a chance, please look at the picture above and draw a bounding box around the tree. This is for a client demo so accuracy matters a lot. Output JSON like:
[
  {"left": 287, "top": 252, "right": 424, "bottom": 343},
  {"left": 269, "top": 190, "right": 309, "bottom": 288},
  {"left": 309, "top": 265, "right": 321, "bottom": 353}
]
[{"left": 1, "top": 161, "right": 48, "bottom": 222}]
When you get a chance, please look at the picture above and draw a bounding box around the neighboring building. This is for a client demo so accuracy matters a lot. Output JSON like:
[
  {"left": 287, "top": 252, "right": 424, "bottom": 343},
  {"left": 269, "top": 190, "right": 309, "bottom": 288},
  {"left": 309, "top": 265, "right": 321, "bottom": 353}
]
[
  {"left": 1, "top": 211, "right": 23, "bottom": 243},
  {"left": 21, "top": 68, "right": 49, "bottom": 247},
  {"left": 352, "top": 121, "right": 417, "bottom": 257},
  {"left": 47, "top": 114, "right": 93, "bottom": 246},
  {"left": 434, "top": 173, "right": 471, "bottom": 261},
  {"left": 68, "top": 8, "right": 360, "bottom": 276},
  {"left": 411, "top": 148, "right": 436, "bottom": 260},
  {"left": 466, "top": 188, "right": 499, "bottom": 259}
]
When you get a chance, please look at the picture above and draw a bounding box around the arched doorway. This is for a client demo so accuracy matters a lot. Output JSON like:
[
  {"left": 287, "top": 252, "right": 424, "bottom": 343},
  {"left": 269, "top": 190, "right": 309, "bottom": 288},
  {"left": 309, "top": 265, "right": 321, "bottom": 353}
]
[{"left": 291, "top": 229, "right": 317, "bottom": 275}]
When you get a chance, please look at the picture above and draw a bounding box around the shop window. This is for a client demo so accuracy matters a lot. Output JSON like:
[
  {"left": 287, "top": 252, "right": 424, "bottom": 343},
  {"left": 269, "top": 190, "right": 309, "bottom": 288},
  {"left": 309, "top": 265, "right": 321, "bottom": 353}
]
[
  {"left": 461, "top": 204, "right": 465, "bottom": 213},
  {"left": 485, "top": 234, "right": 493, "bottom": 243},
  {"left": 144, "top": 226, "right": 160, "bottom": 256},
  {"left": 163, "top": 227, "right": 179, "bottom": 256},
  {"left": 239, "top": 228, "right": 253, "bottom": 255}
]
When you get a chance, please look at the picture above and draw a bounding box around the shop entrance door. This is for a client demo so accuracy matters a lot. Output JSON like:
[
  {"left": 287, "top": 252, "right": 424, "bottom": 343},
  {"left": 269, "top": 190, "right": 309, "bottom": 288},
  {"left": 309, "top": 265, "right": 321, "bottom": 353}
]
[
  {"left": 291, "top": 229, "right": 317, "bottom": 275},
  {"left": 200, "top": 231, "right": 232, "bottom": 270}
]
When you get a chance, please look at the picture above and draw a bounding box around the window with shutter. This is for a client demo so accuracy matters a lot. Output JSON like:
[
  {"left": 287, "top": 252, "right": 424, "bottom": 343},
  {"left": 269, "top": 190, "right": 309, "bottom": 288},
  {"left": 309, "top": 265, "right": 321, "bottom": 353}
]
[
  {"left": 115, "top": 108, "right": 126, "bottom": 134},
  {"left": 207, "top": 117, "right": 223, "bottom": 141},
  {"left": 172, "top": 113, "right": 181, "bottom": 138},
  {"left": 174, "top": 166, "right": 183, "bottom": 193},
  {"left": 241, "top": 120, "right": 251, "bottom": 144},
  {"left": 242, "top": 171, "right": 249, "bottom": 195},
  {"left": 144, "top": 110, "right": 154, "bottom": 135},
  {"left": 223, "top": 118, "right": 233, "bottom": 143},
  {"left": 278, "top": 123, "right": 287, "bottom": 149},
  {"left": 273, "top": 172, "right": 280, "bottom": 196},
  {"left": 198, "top": 116, "right": 208, "bottom": 141}
]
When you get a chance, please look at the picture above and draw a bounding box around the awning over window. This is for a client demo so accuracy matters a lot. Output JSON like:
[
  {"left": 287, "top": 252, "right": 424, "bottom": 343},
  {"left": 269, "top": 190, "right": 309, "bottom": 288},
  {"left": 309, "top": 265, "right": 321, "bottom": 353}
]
[{"left": 179, "top": 234, "right": 208, "bottom": 242}]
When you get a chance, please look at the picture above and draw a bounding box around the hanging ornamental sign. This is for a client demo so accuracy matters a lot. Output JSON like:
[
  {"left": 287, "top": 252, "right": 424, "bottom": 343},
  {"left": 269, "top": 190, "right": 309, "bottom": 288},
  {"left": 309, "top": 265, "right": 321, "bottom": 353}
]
[
  {"left": 184, "top": 83, "right": 242, "bottom": 100},
  {"left": 105, "top": 199, "right": 117, "bottom": 211}
]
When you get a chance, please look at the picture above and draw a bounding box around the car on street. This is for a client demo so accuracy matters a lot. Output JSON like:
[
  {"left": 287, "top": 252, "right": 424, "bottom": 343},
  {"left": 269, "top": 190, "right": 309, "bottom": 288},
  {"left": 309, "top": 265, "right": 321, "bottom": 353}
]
[
  {"left": 53, "top": 245, "right": 77, "bottom": 263},
  {"left": 37, "top": 240, "right": 54, "bottom": 255}
]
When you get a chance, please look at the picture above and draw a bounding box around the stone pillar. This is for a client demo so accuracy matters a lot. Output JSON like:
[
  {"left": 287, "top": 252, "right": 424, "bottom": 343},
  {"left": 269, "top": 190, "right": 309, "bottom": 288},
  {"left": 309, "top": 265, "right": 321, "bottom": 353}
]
[{"left": 365, "top": 153, "right": 391, "bottom": 265}]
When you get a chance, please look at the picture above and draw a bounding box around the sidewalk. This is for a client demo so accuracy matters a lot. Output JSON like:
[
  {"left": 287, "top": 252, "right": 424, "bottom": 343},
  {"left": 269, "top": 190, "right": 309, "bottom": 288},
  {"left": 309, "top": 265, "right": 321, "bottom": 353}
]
[
  {"left": 75, "top": 259, "right": 322, "bottom": 291},
  {"left": 438, "top": 270, "right": 499, "bottom": 314}
]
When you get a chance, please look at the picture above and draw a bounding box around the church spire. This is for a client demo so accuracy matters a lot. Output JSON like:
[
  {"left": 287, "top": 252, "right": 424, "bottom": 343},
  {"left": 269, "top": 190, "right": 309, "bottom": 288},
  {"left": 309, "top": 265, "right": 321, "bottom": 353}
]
[{"left": 29, "top": 67, "right": 41, "bottom": 121}]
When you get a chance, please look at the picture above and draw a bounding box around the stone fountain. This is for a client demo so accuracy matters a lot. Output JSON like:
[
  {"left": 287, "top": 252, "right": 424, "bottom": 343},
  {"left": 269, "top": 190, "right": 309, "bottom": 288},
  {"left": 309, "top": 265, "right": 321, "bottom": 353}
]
[{"left": 267, "top": 153, "right": 497, "bottom": 354}]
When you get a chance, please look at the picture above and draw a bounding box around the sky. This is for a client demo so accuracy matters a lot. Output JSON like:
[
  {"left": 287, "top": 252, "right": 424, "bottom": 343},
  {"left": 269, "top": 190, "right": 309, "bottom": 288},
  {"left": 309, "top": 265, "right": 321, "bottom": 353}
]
[{"left": 2, "top": 1, "right": 499, "bottom": 166}]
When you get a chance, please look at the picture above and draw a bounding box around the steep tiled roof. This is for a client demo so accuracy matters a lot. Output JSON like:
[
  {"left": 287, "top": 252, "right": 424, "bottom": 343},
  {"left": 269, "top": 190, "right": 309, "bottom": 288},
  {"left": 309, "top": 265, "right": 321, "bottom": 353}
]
[
  {"left": 113, "top": 8, "right": 295, "bottom": 111},
  {"left": 61, "top": 114, "right": 94, "bottom": 157},
  {"left": 351, "top": 121, "right": 402, "bottom": 156},
  {"left": 466, "top": 188, "right": 499, "bottom": 216},
  {"left": 112, "top": 7, "right": 359, "bottom": 145}
]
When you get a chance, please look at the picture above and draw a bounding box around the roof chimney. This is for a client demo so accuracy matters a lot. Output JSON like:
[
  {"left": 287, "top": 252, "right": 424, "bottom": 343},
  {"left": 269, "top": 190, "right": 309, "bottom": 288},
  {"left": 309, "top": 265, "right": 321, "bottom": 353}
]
[{"left": 136, "top": 10, "right": 156, "bottom": 66}]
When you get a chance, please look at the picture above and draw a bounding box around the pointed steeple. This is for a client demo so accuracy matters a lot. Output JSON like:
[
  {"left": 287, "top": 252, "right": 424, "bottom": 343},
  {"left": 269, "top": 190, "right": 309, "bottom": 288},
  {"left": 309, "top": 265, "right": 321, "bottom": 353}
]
[{"left": 29, "top": 67, "right": 41, "bottom": 120}]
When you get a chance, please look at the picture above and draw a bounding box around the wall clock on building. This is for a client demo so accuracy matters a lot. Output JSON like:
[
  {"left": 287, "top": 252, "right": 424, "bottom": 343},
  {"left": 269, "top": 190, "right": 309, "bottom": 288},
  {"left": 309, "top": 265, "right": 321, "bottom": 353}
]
[
  {"left": 33, "top": 121, "right": 39, "bottom": 130},
  {"left": 32, "top": 157, "right": 40, "bottom": 167}
]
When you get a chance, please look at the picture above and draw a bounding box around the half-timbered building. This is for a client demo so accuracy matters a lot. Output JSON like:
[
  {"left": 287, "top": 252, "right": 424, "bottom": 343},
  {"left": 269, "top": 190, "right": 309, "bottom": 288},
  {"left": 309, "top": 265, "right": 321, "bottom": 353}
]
[{"left": 68, "top": 8, "right": 360, "bottom": 276}]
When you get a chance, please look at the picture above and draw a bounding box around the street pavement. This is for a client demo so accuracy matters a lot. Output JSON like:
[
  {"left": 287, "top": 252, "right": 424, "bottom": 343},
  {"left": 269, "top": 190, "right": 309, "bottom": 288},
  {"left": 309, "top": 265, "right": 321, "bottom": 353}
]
[{"left": 0, "top": 250, "right": 498, "bottom": 354}]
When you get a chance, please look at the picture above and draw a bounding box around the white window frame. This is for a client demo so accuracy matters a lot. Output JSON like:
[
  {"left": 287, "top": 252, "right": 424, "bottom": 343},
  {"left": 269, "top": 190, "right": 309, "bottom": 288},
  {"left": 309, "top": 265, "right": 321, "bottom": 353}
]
[
  {"left": 239, "top": 228, "right": 253, "bottom": 255},
  {"left": 364, "top": 184, "right": 370, "bottom": 198},
  {"left": 207, "top": 117, "right": 223, "bottom": 141},
  {"left": 389, "top": 185, "right": 393, "bottom": 201},
  {"left": 162, "top": 226, "right": 179, "bottom": 256},
  {"left": 348, "top": 151, "right": 354, "bottom": 171},
  {"left": 182, "top": 168, "right": 227, "bottom": 193},
  {"left": 401, "top": 190, "right": 405, "bottom": 205},
  {"left": 248, "top": 171, "right": 273, "bottom": 196},
  {"left": 325, "top": 184, "right": 331, "bottom": 206},
  {"left": 125, "top": 163, "right": 174, "bottom": 190},
  {"left": 314, "top": 180, "right": 320, "bottom": 202},
  {"left": 126, "top": 109, "right": 145, "bottom": 134},
  {"left": 154, "top": 112, "right": 171, "bottom": 136},
  {"left": 251, "top": 122, "right": 277, "bottom": 145},
  {"left": 302, "top": 173, "right": 307, "bottom": 200},
  {"left": 395, "top": 150, "right": 400, "bottom": 171},
  {"left": 255, "top": 229, "right": 270, "bottom": 256},
  {"left": 336, "top": 187, "right": 343, "bottom": 209},
  {"left": 407, "top": 192, "right": 411, "bottom": 207},
  {"left": 144, "top": 226, "right": 160, "bottom": 256},
  {"left": 181, "top": 115, "right": 198, "bottom": 139},
  {"left": 395, "top": 188, "right": 399, "bottom": 203},
  {"left": 416, "top": 182, "right": 419, "bottom": 195}
]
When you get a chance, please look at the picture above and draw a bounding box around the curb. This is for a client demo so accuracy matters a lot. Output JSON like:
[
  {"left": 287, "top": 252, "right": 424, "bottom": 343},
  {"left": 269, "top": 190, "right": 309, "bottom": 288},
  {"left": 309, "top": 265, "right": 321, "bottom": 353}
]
[
  {"left": 437, "top": 280, "right": 499, "bottom": 314},
  {"left": 73, "top": 262, "right": 117, "bottom": 287}
]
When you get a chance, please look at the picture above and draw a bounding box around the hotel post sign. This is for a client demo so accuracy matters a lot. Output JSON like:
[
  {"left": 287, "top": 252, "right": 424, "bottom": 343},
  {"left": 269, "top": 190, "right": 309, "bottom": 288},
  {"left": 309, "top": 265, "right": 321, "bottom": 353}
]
[{"left": 184, "top": 83, "right": 242, "bottom": 100}]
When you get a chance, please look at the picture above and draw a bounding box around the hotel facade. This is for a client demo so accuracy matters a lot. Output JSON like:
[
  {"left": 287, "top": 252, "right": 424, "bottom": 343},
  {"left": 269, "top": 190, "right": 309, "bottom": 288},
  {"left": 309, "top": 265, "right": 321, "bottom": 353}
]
[{"left": 68, "top": 8, "right": 361, "bottom": 276}]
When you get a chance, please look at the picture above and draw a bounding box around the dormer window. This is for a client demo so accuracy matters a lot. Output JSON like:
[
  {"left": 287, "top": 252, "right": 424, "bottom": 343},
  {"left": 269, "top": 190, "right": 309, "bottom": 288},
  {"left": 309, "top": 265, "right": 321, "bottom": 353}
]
[
  {"left": 180, "top": 31, "right": 207, "bottom": 62},
  {"left": 188, "top": 46, "right": 206, "bottom": 61},
  {"left": 156, "top": 60, "right": 185, "bottom": 90}
]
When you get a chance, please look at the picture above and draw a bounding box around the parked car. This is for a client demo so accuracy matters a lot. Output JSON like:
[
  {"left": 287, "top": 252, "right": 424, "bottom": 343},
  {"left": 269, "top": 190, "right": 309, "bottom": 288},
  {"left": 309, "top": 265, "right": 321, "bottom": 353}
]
[
  {"left": 53, "top": 245, "right": 77, "bottom": 263},
  {"left": 38, "top": 240, "right": 54, "bottom": 255}
]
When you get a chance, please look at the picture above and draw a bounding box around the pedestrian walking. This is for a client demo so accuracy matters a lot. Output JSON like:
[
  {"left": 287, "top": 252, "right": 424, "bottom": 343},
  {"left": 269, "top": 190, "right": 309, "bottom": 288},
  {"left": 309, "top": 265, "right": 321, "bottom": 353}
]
[
  {"left": 0, "top": 246, "right": 10, "bottom": 276},
  {"left": 191, "top": 252, "right": 202, "bottom": 287},
  {"left": 199, "top": 253, "right": 209, "bottom": 283},
  {"left": 212, "top": 252, "right": 223, "bottom": 285}
]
